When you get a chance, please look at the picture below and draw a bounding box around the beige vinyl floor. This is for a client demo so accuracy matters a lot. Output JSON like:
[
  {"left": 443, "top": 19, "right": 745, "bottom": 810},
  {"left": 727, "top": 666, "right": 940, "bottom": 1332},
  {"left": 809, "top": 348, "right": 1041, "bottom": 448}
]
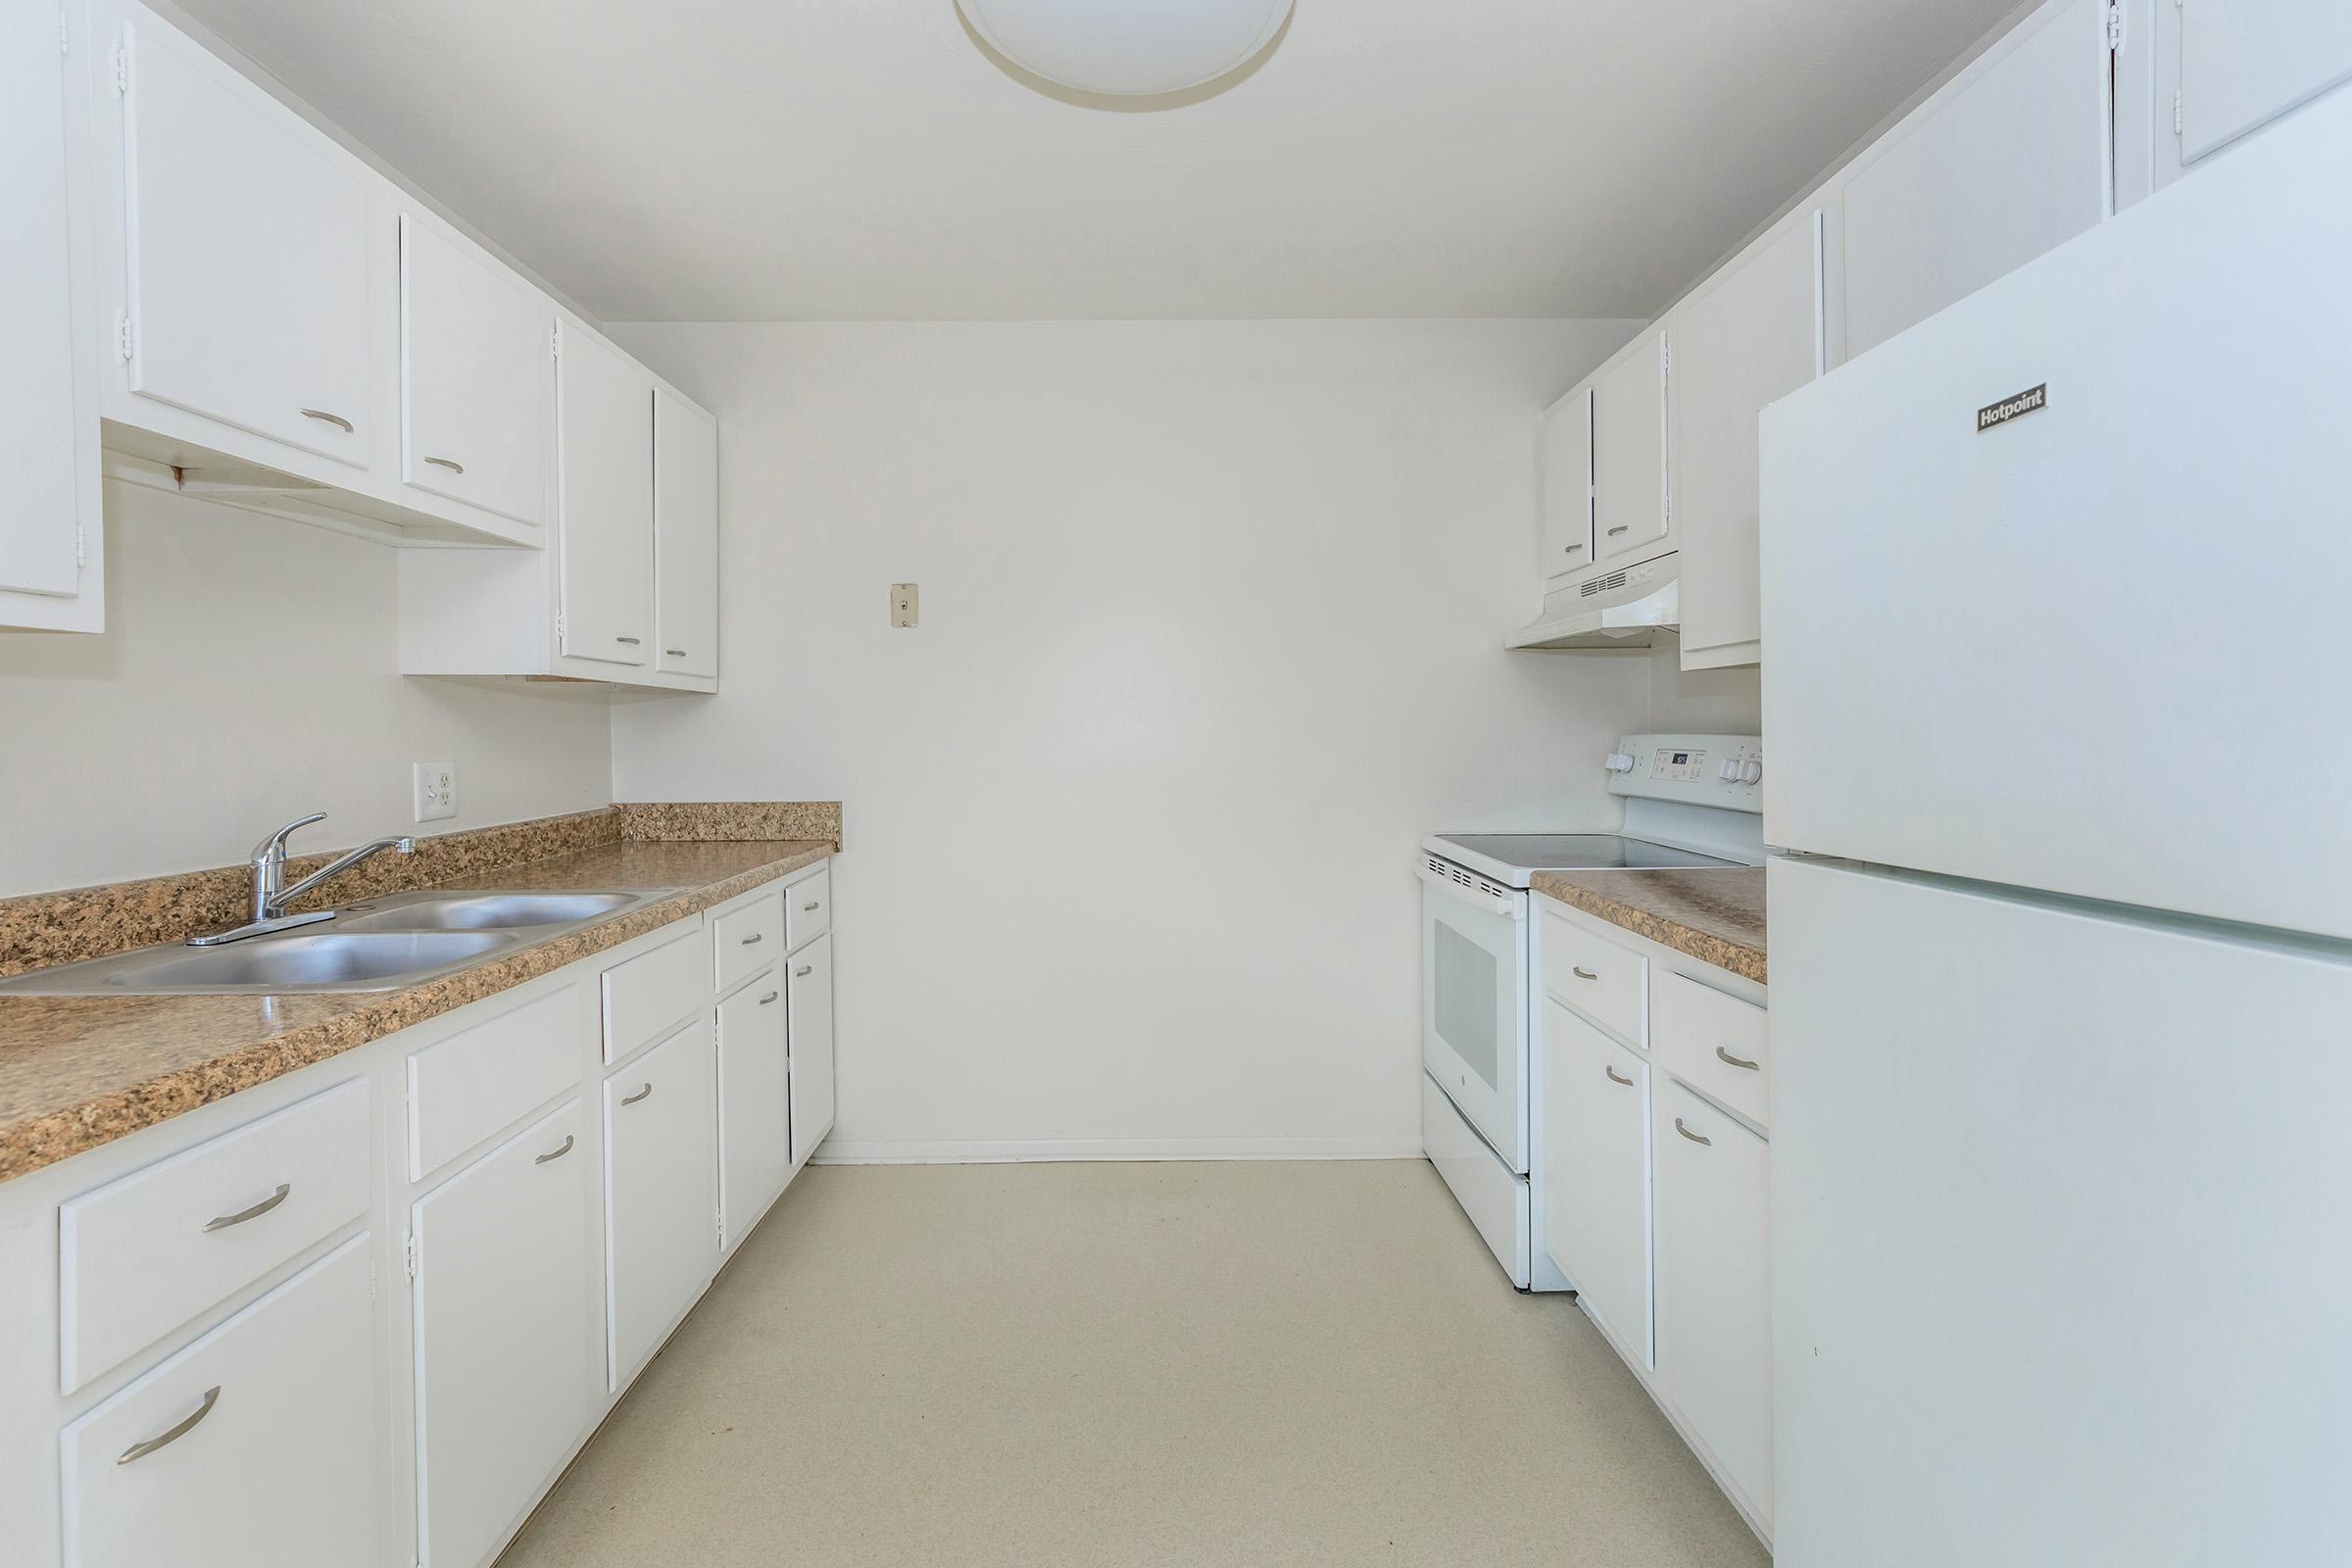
[{"left": 498, "top": 1159, "right": 1769, "bottom": 1568}]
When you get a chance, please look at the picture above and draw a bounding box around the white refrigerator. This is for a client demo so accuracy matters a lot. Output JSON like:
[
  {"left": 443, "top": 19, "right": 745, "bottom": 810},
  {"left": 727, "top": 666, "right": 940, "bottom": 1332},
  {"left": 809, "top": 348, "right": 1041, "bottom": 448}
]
[{"left": 1759, "top": 84, "right": 2352, "bottom": 1565}]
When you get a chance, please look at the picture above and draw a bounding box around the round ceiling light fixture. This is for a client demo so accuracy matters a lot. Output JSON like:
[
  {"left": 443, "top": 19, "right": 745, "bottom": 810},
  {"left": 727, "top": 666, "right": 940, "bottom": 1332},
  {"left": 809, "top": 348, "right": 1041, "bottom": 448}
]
[{"left": 956, "top": 0, "right": 1295, "bottom": 98}]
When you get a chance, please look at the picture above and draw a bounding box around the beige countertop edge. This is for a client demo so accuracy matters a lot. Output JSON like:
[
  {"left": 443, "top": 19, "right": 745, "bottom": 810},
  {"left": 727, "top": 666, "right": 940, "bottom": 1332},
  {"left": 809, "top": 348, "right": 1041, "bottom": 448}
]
[
  {"left": 0, "top": 842, "right": 831, "bottom": 1186},
  {"left": 1529, "top": 867, "right": 1768, "bottom": 986}
]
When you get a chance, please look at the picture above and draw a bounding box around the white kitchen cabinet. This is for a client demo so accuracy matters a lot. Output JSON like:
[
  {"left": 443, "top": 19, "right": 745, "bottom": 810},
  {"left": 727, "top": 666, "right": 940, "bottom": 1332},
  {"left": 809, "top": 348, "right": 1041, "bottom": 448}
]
[
  {"left": 1540, "top": 1001, "right": 1652, "bottom": 1364},
  {"left": 2166, "top": 0, "right": 2352, "bottom": 172},
  {"left": 788, "top": 932, "right": 836, "bottom": 1165},
  {"left": 399, "top": 215, "right": 552, "bottom": 529},
  {"left": 1592, "top": 330, "right": 1668, "bottom": 564},
  {"left": 1539, "top": 385, "right": 1594, "bottom": 581},
  {"left": 1838, "top": 0, "right": 2112, "bottom": 361},
  {"left": 1653, "top": 1081, "right": 1771, "bottom": 1533},
  {"left": 1668, "top": 209, "right": 1824, "bottom": 670},
  {"left": 411, "top": 1101, "right": 591, "bottom": 1568},
  {"left": 717, "top": 976, "right": 790, "bottom": 1251},
  {"left": 557, "top": 322, "right": 656, "bottom": 667},
  {"left": 654, "top": 387, "right": 720, "bottom": 679},
  {"left": 1, "top": 0, "right": 102, "bottom": 632},
  {"left": 60, "top": 1239, "right": 378, "bottom": 1568},
  {"left": 118, "top": 13, "right": 372, "bottom": 466},
  {"left": 604, "top": 1018, "right": 718, "bottom": 1391}
]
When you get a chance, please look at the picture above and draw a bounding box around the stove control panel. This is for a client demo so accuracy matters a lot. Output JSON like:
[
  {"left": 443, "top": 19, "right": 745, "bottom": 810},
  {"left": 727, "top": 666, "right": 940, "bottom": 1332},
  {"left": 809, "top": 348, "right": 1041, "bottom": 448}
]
[{"left": 1606, "top": 733, "right": 1763, "bottom": 810}]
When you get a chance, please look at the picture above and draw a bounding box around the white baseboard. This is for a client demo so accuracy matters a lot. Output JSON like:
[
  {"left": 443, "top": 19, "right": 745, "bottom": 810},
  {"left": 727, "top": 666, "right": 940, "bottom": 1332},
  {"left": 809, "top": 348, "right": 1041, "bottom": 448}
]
[{"left": 813, "top": 1135, "right": 1424, "bottom": 1165}]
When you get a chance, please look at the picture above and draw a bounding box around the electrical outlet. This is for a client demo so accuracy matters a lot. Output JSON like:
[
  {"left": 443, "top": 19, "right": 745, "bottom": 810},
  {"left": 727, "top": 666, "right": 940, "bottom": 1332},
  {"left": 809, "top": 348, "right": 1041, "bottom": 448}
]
[
  {"left": 412, "top": 760, "right": 457, "bottom": 823},
  {"left": 890, "top": 582, "right": 919, "bottom": 628}
]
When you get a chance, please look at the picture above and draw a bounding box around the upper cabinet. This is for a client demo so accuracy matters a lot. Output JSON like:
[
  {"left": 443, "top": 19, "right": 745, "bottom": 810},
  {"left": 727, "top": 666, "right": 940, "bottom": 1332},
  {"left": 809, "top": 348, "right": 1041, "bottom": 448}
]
[
  {"left": 1592, "top": 330, "right": 1670, "bottom": 565},
  {"left": 120, "top": 16, "right": 372, "bottom": 466},
  {"left": 557, "top": 324, "right": 656, "bottom": 668},
  {"left": 400, "top": 215, "right": 553, "bottom": 528},
  {"left": 2152, "top": 0, "right": 2352, "bottom": 182},
  {"left": 1837, "top": 0, "right": 2113, "bottom": 361},
  {"left": 1, "top": 0, "right": 103, "bottom": 632},
  {"left": 1670, "top": 209, "right": 1827, "bottom": 670},
  {"left": 1538, "top": 387, "right": 1593, "bottom": 582},
  {"left": 654, "top": 388, "right": 720, "bottom": 680}
]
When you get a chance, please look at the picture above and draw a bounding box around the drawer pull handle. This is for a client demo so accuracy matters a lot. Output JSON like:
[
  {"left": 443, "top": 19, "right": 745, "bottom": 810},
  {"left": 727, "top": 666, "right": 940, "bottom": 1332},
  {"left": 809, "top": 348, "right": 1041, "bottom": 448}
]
[
  {"left": 534, "top": 1134, "right": 575, "bottom": 1164},
  {"left": 117, "top": 1385, "right": 220, "bottom": 1465},
  {"left": 795, "top": 963, "right": 813, "bottom": 977},
  {"left": 665, "top": 648, "right": 688, "bottom": 659},
  {"left": 1673, "top": 1116, "right": 1712, "bottom": 1147},
  {"left": 759, "top": 990, "right": 779, "bottom": 1005},
  {"left": 422, "top": 455, "right": 465, "bottom": 473},
  {"left": 299, "top": 408, "right": 354, "bottom": 433},
  {"left": 202, "top": 1183, "right": 290, "bottom": 1233},
  {"left": 1604, "top": 1065, "right": 1633, "bottom": 1087},
  {"left": 1606, "top": 524, "right": 1630, "bottom": 536},
  {"left": 615, "top": 635, "right": 642, "bottom": 645},
  {"left": 1715, "top": 1045, "right": 1760, "bottom": 1071},
  {"left": 740, "top": 932, "right": 764, "bottom": 946},
  {"left": 1571, "top": 966, "right": 1597, "bottom": 981},
  {"left": 622, "top": 1083, "right": 654, "bottom": 1105},
  {"left": 802, "top": 901, "right": 819, "bottom": 912}
]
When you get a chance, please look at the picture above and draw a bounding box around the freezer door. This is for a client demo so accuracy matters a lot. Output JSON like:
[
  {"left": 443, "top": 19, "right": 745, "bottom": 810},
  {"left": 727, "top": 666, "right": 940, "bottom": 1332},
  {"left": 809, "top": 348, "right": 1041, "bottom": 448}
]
[
  {"left": 1759, "top": 85, "right": 2352, "bottom": 938},
  {"left": 1768, "top": 857, "right": 2352, "bottom": 1566}
]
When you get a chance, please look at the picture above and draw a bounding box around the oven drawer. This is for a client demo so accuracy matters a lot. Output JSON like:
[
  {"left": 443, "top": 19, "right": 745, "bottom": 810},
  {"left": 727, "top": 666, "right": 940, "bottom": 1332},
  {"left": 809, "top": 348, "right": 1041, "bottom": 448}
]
[{"left": 1542, "top": 909, "right": 1647, "bottom": 1045}]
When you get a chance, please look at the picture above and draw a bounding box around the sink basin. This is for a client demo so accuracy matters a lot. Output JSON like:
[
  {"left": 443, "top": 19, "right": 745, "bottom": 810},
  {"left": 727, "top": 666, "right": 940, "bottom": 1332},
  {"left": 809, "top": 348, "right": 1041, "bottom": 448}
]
[
  {"left": 0, "top": 930, "right": 514, "bottom": 996},
  {"left": 336, "top": 891, "right": 647, "bottom": 932}
]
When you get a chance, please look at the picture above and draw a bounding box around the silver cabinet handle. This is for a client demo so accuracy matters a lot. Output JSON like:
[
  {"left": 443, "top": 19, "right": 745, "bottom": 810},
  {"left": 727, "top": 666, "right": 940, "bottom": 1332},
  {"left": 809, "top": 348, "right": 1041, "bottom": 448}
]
[
  {"left": 1563, "top": 544, "right": 1585, "bottom": 556},
  {"left": 802, "top": 901, "right": 819, "bottom": 912},
  {"left": 795, "top": 963, "right": 813, "bottom": 977},
  {"left": 1674, "top": 1117, "right": 1712, "bottom": 1147},
  {"left": 621, "top": 1083, "right": 654, "bottom": 1105},
  {"left": 1604, "top": 1065, "right": 1633, "bottom": 1087},
  {"left": 1571, "top": 966, "right": 1597, "bottom": 981},
  {"left": 1606, "top": 524, "right": 1630, "bottom": 536},
  {"left": 615, "top": 636, "right": 642, "bottom": 645},
  {"left": 422, "top": 456, "right": 465, "bottom": 473},
  {"left": 117, "top": 1386, "right": 220, "bottom": 1465},
  {"left": 202, "top": 1183, "right": 290, "bottom": 1233},
  {"left": 534, "top": 1134, "right": 575, "bottom": 1164},
  {"left": 1715, "top": 1045, "right": 1760, "bottom": 1071},
  {"left": 664, "top": 648, "right": 687, "bottom": 658},
  {"left": 300, "top": 408, "right": 354, "bottom": 433},
  {"left": 740, "top": 932, "right": 763, "bottom": 946},
  {"left": 758, "top": 990, "right": 779, "bottom": 1005}
]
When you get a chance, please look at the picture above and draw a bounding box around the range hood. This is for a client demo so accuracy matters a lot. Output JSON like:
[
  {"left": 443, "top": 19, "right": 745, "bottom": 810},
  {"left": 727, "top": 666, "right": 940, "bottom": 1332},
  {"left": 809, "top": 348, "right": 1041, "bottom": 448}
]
[{"left": 1505, "top": 553, "right": 1679, "bottom": 651}]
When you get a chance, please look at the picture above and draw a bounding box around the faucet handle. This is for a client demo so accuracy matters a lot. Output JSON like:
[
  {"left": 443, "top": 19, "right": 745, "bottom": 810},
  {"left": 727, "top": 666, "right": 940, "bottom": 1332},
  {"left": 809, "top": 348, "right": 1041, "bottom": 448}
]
[{"left": 250, "top": 812, "right": 327, "bottom": 863}]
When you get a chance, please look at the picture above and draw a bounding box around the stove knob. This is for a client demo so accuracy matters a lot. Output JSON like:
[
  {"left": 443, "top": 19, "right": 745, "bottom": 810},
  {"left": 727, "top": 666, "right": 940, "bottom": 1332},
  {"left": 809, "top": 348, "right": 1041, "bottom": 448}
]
[
  {"left": 1738, "top": 760, "right": 1763, "bottom": 786},
  {"left": 1603, "top": 752, "right": 1636, "bottom": 774},
  {"left": 1718, "top": 760, "right": 1740, "bottom": 782}
]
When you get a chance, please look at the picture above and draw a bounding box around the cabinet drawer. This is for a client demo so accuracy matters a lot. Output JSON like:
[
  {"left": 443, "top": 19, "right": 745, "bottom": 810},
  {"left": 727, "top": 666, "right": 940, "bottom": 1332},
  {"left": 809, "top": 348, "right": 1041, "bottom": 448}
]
[
  {"left": 408, "top": 985, "right": 582, "bottom": 1181},
  {"left": 601, "top": 924, "right": 706, "bottom": 1065},
  {"left": 62, "top": 1237, "right": 378, "bottom": 1568},
  {"left": 1652, "top": 971, "right": 1769, "bottom": 1128},
  {"left": 1542, "top": 910, "right": 1648, "bottom": 1045},
  {"left": 711, "top": 893, "right": 782, "bottom": 995},
  {"left": 785, "top": 866, "right": 832, "bottom": 952},
  {"left": 61, "top": 1079, "right": 371, "bottom": 1394}
]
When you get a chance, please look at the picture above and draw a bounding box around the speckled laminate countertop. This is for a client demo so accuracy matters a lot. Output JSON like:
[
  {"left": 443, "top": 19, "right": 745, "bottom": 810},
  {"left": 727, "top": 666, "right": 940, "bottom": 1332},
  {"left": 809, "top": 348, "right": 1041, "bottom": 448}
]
[
  {"left": 0, "top": 838, "right": 831, "bottom": 1184},
  {"left": 1530, "top": 866, "right": 1766, "bottom": 984}
]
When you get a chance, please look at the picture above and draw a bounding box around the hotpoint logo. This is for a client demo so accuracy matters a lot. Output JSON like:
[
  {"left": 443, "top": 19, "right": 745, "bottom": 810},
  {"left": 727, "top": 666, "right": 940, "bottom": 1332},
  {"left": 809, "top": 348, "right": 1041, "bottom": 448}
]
[{"left": 1977, "top": 383, "right": 2047, "bottom": 432}]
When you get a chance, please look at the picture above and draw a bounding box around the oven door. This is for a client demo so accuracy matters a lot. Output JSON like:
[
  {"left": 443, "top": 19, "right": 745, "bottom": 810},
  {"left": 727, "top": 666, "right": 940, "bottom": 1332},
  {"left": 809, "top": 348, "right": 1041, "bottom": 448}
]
[{"left": 1418, "top": 859, "right": 1528, "bottom": 1173}]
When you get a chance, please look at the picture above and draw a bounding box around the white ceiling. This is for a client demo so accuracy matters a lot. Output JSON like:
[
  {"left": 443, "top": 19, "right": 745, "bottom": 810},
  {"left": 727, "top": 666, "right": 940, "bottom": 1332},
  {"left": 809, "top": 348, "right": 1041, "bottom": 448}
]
[{"left": 174, "top": 0, "right": 2019, "bottom": 322}]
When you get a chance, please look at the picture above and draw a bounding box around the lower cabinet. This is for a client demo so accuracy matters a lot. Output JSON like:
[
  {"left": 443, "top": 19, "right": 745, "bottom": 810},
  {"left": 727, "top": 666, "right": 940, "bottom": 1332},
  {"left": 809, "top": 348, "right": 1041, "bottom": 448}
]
[
  {"left": 717, "top": 974, "right": 791, "bottom": 1251},
  {"left": 411, "top": 1100, "right": 592, "bottom": 1568},
  {"left": 1653, "top": 1081, "right": 1772, "bottom": 1530},
  {"left": 60, "top": 1238, "right": 378, "bottom": 1568},
  {"left": 788, "top": 933, "right": 837, "bottom": 1164},
  {"left": 1540, "top": 1000, "right": 1653, "bottom": 1364},
  {"left": 605, "top": 1018, "right": 719, "bottom": 1391}
]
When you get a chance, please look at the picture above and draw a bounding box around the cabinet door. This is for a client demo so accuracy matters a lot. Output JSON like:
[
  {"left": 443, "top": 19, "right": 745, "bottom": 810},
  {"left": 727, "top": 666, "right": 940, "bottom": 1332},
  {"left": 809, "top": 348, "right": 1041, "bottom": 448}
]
[
  {"left": 1592, "top": 331, "right": 1667, "bottom": 563},
  {"left": 605, "top": 1018, "right": 717, "bottom": 1389},
  {"left": 654, "top": 387, "right": 719, "bottom": 678},
  {"left": 121, "top": 17, "right": 371, "bottom": 466},
  {"left": 61, "top": 1239, "right": 377, "bottom": 1568},
  {"left": 1839, "top": 0, "right": 2110, "bottom": 360},
  {"left": 2175, "top": 0, "right": 2352, "bottom": 165},
  {"left": 412, "top": 1102, "right": 591, "bottom": 1568},
  {"left": 717, "top": 977, "right": 790, "bottom": 1250},
  {"left": 1539, "top": 386, "right": 1594, "bottom": 580},
  {"left": 557, "top": 322, "right": 654, "bottom": 667},
  {"left": 1540, "top": 1001, "right": 1652, "bottom": 1363},
  {"left": 1653, "top": 1082, "right": 1771, "bottom": 1529},
  {"left": 788, "top": 934, "right": 835, "bottom": 1166},
  {"left": 400, "top": 216, "right": 551, "bottom": 528},
  {"left": 1670, "top": 212, "right": 1823, "bottom": 670},
  {"left": 2, "top": 0, "right": 96, "bottom": 624}
]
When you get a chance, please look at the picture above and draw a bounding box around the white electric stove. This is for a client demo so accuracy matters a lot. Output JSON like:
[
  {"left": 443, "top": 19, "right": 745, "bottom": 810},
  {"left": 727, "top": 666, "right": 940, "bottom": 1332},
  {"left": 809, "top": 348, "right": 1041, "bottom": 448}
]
[{"left": 1417, "top": 734, "right": 1763, "bottom": 1287}]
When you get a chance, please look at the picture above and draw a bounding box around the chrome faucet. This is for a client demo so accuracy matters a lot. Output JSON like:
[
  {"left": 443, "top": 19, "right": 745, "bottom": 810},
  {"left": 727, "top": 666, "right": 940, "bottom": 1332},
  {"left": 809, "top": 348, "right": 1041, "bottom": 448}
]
[{"left": 187, "top": 813, "right": 416, "bottom": 947}]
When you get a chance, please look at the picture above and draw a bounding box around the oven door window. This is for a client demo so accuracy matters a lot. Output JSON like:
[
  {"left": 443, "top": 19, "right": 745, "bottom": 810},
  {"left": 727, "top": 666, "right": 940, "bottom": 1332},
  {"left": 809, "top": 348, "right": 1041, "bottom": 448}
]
[{"left": 1434, "top": 921, "right": 1502, "bottom": 1093}]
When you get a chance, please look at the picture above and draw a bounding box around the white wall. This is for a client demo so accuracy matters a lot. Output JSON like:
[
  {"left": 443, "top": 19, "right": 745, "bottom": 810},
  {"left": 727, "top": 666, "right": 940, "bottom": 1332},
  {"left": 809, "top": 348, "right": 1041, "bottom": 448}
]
[
  {"left": 610, "top": 318, "right": 1656, "bottom": 1159},
  {"left": 1645, "top": 642, "right": 1765, "bottom": 734},
  {"left": 0, "top": 481, "right": 612, "bottom": 896}
]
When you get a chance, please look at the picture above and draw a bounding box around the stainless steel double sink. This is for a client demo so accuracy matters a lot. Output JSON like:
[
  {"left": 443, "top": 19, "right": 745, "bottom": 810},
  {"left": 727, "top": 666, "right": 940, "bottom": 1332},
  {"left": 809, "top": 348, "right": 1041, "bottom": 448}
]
[{"left": 0, "top": 889, "right": 681, "bottom": 997}]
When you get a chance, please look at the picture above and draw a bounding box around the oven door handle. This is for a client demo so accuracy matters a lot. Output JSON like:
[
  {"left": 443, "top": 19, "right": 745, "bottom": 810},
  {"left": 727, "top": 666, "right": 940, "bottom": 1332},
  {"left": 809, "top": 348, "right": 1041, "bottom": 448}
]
[{"left": 1416, "top": 862, "right": 1519, "bottom": 918}]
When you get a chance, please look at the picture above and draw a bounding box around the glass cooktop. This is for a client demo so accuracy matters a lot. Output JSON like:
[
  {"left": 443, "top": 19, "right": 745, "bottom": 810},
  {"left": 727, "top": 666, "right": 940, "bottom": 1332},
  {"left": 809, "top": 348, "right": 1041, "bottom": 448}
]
[{"left": 1430, "top": 832, "right": 1742, "bottom": 876}]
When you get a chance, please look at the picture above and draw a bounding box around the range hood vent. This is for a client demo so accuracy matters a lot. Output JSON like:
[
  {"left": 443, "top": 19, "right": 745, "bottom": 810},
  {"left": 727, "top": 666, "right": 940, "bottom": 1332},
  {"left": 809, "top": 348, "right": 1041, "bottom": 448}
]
[{"left": 1505, "top": 553, "right": 1679, "bottom": 652}]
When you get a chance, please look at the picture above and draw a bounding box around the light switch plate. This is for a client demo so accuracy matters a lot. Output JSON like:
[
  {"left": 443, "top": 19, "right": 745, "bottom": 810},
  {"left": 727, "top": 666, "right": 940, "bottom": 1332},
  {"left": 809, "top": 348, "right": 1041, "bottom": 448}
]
[
  {"left": 413, "top": 760, "right": 457, "bottom": 822},
  {"left": 890, "top": 583, "right": 919, "bottom": 628}
]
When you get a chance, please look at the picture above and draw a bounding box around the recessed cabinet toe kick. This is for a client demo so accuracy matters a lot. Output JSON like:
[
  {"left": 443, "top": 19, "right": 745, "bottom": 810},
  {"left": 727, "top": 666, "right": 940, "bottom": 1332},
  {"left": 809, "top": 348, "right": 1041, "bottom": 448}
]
[{"left": 0, "top": 855, "right": 836, "bottom": 1568}]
